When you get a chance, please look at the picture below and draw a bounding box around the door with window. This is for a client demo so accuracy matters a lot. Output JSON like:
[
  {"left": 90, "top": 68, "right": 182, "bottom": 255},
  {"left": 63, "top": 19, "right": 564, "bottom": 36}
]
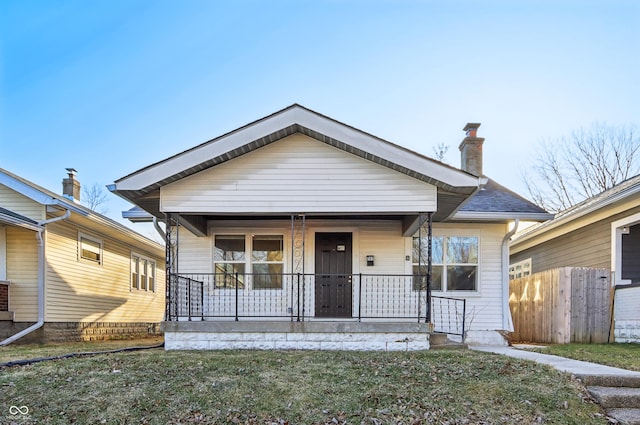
[{"left": 315, "top": 232, "right": 353, "bottom": 318}]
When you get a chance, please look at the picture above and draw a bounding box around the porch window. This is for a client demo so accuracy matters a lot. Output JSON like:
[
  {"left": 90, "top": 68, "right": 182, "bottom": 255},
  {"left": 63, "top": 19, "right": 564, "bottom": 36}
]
[
  {"left": 252, "top": 235, "right": 284, "bottom": 289},
  {"left": 214, "top": 235, "right": 246, "bottom": 288},
  {"left": 412, "top": 235, "right": 478, "bottom": 291},
  {"left": 412, "top": 236, "right": 443, "bottom": 291}
]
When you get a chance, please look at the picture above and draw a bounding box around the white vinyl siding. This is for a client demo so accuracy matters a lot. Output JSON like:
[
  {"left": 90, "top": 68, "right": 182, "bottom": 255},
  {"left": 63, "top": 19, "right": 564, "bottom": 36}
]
[
  {"left": 161, "top": 134, "right": 437, "bottom": 214},
  {"left": 5, "top": 227, "right": 39, "bottom": 321},
  {"left": 0, "top": 184, "right": 45, "bottom": 222},
  {"left": 44, "top": 221, "right": 165, "bottom": 323}
]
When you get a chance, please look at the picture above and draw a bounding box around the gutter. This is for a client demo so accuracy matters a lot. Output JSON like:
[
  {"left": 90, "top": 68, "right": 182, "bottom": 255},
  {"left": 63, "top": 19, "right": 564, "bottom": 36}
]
[
  {"left": 0, "top": 210, "right": 71, "bottom": 346},
  {"left": 501, "top": 218, "right": 520, "bottom": 332}
]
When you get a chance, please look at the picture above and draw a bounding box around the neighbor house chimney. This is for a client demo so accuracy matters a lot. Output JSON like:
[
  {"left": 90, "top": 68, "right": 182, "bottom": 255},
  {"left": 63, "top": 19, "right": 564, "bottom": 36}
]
[
  {"left": 459, "top": 123, "right": 484, "bottom": 176},
  {"left": 62, "top": 168, "right": 81, "bottom": 201}
]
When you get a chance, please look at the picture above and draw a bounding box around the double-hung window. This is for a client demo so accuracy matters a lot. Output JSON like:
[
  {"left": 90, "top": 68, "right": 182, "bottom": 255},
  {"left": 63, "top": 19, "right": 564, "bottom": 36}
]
[
  {"left": 131, "top": 253, "right": 156, "bottom": 292},
  {"left": 213, "top": 234, "right": 284, "bottom": 289},
  {"left": 252, "top": 235, "right": 284, "bottom": 289},
  {"left": 413, "top": 235, "right": 478, "bottom": 292}
]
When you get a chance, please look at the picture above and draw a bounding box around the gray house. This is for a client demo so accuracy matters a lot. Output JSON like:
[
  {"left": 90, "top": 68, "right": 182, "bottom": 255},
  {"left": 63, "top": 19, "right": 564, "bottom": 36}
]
[{"left": 510, "top": 175, "right": 640, "bottom": 343}]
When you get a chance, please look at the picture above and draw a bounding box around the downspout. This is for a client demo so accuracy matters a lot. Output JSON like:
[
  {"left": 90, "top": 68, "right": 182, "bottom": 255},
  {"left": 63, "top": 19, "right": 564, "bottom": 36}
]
[
  {"left": 152, "top": 217, "right": 166, "bottom": 240},
  {"left": 0, "top": 210, "right": 70, "bottom": 346},
  {"left": 501, "top": 218, "right": 519, "bottom": 332}
]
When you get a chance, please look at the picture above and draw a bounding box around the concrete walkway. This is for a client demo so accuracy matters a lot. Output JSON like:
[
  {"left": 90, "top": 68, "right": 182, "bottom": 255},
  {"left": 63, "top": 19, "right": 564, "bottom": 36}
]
[
  {"left": 471, "top": 345, "right": 640, "bottom": 425},
  {"left": 471, "top": 345, "right": 640, "bottom": 378}
]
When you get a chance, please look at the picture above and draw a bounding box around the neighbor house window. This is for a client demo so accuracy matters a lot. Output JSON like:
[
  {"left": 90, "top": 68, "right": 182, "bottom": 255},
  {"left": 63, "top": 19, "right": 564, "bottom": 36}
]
[
  {"left": 252, "top": 235, "right": 284, "bottom": 289},
  {"left": 131, "top": 253, "right": 156, "bottom": 292},
  {"left": 79, "top": 233, "right": 102, "bottom": 265},
  {"left": 412, "top": 235, "right": 478, "bottom": 291},
  {"left": 509, "top": 258, "right": 532, "bottom": 279},
  {"left": 213, "top": 234, "right": 285, "bottom": 289}
]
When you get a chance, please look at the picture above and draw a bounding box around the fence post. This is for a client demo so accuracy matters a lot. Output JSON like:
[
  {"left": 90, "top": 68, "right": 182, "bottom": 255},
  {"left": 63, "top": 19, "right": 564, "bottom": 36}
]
[
  {"left": 235, "top": 272, "right": 239, "bottom": 322},
  {"left": 297, "top": 273, "right": 301, "bottom": 322},
  {"left": 461, "top": 299, "right": 466, "bottom": 342},
  {"left": 358, "top": 273, "right": 362, "bottom": 322},
  {"left": 187, "top": 277, "right": 192, "bottom": 321},
  {"left": 200, "top": 279, "right": 204, "bottom": 321}
]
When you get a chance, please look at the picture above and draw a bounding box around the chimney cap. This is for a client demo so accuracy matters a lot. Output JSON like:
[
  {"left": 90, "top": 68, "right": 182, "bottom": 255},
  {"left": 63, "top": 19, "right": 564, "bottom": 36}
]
[
  {"left": 463, "top": 122, "right": 481, "bottom": 132},
  {"left": 65, "top": 168, "right": 78, "bottom": 177}
]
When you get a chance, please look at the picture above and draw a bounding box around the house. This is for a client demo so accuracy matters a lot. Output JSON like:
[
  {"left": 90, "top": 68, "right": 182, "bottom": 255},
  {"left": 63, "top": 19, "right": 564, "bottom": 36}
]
[
  {"left": 510, "top": 174, "right": 640, "bottom": 343},
  {"left": 0, "top": 168, "right": 165, "bottom": 344},
  {"left": 110, "top": 104, "right": 551, "bottom": 350}
]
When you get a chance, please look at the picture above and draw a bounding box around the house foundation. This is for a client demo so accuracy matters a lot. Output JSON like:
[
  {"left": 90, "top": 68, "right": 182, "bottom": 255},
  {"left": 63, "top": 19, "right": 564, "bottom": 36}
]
[{"left": 162, "top": 321, "right": 432, "bottom": 351}]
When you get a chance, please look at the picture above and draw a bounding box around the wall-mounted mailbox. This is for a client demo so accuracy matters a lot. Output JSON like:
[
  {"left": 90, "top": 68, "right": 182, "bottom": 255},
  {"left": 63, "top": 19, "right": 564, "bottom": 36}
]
[{"left": 366, "top": 255, "right": 375, "bottom": 266}]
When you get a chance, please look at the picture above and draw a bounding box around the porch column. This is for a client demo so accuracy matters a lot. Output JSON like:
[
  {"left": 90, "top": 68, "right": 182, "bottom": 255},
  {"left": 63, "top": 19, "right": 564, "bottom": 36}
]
[
  {"left": 290, "top": 214, "right": 306, "bottom": 321},
  {"left": 165, "top": 213, "right": 180, "bottom": 321},
  {"left": 418, "top": 212, "right": 433, "bottom": 324}
]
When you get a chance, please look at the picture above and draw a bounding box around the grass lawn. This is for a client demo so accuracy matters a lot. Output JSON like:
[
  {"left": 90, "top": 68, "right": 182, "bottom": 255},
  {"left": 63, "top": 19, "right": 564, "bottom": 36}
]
[
  {"left": 527, "top": 343, "right": 640, "bottom": 372},
  {"left": 0, "top": 343, "right": 609, "bottom": 425}
]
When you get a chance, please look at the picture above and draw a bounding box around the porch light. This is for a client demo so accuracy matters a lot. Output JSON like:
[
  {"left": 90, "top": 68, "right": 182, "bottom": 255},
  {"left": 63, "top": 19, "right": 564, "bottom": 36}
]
[{"left": 366, "top": 255, "right": 375, "bottom": 266}]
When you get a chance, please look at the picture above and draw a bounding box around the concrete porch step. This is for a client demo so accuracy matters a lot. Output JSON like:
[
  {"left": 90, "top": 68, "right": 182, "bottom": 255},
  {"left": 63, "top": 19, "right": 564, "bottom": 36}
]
[
  {"left": 579, "top": 375, "right": 640, "bottom": 388},
  {"left": 606, "top": 408, "right": 640, "bottom": 425},
  {"left": 588, "top": 386, "right": 640, "bottom": 408}
]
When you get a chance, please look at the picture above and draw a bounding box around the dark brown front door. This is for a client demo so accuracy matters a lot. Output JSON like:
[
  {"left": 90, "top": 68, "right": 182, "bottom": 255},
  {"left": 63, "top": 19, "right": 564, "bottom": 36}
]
[{"left": 315, "top": 232, "right": 353, "bottom": 318}]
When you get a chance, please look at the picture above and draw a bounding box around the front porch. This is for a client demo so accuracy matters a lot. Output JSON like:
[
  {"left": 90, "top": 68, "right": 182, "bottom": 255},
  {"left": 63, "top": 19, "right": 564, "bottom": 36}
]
[{"left": 164, "top": 273, "right": 465, "bottom": 350}]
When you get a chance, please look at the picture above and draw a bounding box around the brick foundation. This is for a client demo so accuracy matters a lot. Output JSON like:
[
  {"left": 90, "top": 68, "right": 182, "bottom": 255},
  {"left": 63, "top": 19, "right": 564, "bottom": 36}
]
[
  {"left": 614, "top": 320, "right": 640, "bottom": 344},
  {"left": 0, "top": 284, "right": 8, "bottom": 311},
  {"left": 0, "top": 322, "right": 162, "bottom": 344}
]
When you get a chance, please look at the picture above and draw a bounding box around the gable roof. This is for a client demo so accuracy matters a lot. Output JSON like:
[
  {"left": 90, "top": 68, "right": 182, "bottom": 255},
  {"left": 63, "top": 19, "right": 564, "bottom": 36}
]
[
  {"left": 512, "top": 173, "right": 640, "bottom": 244},
  {"left": 0, "top": 168, "right": 163, "bottom": 250},
  {"left": 111, "top": 104, "right": 551, "bottom": 226}
]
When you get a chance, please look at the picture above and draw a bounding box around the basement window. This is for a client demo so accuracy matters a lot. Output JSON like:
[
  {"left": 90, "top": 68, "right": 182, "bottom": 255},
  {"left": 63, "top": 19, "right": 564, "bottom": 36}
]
[{"left": 79, "top": 233, "right": 102, "bottom": 265}]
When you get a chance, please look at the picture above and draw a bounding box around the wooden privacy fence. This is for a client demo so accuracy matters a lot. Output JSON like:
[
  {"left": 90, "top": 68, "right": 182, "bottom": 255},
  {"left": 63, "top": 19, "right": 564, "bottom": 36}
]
[{"left": 509, "top": 267, "right": 611, "bottom": 343}]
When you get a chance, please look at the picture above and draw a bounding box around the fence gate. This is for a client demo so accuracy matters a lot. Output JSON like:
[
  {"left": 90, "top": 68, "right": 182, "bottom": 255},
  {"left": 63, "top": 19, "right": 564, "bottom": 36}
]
[{"left": 509, "top": 267, "right": 611, "bottom": 344}]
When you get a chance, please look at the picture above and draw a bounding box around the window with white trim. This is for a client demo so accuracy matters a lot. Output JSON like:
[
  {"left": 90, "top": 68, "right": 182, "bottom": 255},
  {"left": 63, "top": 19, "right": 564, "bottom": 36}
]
[
  {"left": 79, "top": 233, "right": 102, "bottom": 265},
  {"left": 412, "top": 235, "right": 478, "bottom": 291},
  {"left": 509, "top": 258, "right": 532, "bottom": 279},
  {"left": 213, "top": 234, "right": 284, "bottom": 289},
  {"left": 131, "top": 253, "right": 156, "bottom": 292}
]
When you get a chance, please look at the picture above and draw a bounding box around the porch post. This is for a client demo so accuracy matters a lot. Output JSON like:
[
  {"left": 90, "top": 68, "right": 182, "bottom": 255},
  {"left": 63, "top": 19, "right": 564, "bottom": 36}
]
[
  {"left": 417, "top": 212, "right": 433, "bottom": 324},
  {"left": 165, "top": 213, "right": 179, "bottom": 321},
  {"left": 426, "top": 212, "right": 433, "bottom": 325},
  {"left": 291, "top": 214, "right": 306, "bottom": 321}
]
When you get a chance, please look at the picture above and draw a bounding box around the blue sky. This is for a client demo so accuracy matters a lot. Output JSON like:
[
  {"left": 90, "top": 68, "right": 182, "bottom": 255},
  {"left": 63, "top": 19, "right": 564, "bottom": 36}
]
[{"left": 1, "top": 0, "right": 639, "bottom": 236}]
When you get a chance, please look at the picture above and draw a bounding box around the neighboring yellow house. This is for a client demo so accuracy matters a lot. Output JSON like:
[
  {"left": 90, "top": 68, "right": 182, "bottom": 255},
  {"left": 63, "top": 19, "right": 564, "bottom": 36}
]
[{"left": 0, "top": 168, "right": 165, "bottom": 344}]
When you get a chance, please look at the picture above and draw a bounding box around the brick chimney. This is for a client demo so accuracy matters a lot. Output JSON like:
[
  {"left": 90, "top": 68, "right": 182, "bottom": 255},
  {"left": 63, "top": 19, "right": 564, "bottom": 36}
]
[
  {"left": 62, "top": 168, "right": 81, "bottom": 201},
  {"left": 459, "top": 123, "right": 484, "bottom": 176}
]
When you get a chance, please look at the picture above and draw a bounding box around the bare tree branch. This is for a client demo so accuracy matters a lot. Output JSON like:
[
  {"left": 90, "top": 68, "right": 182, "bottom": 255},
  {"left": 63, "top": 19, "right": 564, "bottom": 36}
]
[
  {"left": 524, "top": 123, "right": 640, "bottom": 213},
  {"left": 82, "top": 183, "right": 110, "bottom": 214}
]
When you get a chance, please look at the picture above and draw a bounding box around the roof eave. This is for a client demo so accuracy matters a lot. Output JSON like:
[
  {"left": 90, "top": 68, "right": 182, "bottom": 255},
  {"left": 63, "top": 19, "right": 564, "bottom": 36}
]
[{"left": 450, "top": 211, "right": 555, "bottom": 222}]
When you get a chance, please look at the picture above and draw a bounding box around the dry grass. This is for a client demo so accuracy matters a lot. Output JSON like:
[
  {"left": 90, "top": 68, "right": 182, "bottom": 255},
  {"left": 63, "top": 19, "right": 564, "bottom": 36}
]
[
  {"left": 0, "top": 345, "right": 609, "bottom": 424},
  {"left": 528, "top": 343, "right": 640, "bottom": 371}
]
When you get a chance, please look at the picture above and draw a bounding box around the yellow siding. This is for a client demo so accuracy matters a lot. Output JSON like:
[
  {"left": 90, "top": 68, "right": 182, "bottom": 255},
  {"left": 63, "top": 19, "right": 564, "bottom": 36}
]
[
  {"left": 44, "top": 220, "right": 165, "bottom": 323},
  {"left": 161, "top": 134, "right": 438, "bottom": 214},
  {"left": 6, "top": 227, "right": 39, "bottom": 321},
  {"left": 0, "top": 184, "right": 45, "bottom": 221}
]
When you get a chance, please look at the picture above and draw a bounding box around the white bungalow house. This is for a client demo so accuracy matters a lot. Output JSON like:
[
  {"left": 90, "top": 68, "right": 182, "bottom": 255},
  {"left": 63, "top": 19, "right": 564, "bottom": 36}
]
[{"left": 110, "top": 105, "right": 551, "bottom": 350}]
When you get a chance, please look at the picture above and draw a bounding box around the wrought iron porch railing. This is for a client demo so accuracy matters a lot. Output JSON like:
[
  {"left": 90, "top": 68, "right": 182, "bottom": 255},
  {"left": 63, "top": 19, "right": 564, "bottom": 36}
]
[{"left": 166, "top": 273, "right": 466, "bottom": 337}]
